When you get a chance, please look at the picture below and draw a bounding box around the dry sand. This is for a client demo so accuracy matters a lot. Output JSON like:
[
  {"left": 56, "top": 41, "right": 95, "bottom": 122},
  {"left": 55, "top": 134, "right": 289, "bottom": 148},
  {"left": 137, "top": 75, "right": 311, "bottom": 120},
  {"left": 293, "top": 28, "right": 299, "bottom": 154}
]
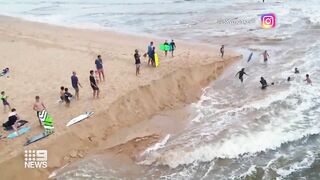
[{"left": 0, "top": 16, "right": 241, "bottom": 180}]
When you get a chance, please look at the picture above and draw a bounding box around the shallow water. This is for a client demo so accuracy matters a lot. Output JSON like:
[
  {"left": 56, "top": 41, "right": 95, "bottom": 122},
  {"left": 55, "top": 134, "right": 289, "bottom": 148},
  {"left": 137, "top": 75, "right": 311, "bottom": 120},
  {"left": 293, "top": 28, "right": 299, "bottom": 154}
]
[{"left": 1, "top": 0, "right": 320, "bottom": 179}]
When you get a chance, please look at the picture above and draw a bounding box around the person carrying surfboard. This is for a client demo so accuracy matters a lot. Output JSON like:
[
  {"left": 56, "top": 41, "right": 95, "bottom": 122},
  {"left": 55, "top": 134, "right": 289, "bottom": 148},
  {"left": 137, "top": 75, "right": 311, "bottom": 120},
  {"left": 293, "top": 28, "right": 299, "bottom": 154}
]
[
  {"left": 147, "top": 41, "right": 154, "bottom": 66},
  {"left": 33, "top": 96, "right": 47, "bottom": 125},
  {"left": 164, "top": 40, "right": 169, "bottom": 57},
  {"left": 134, "top": 49, "right": 141, "bottom": 76},
  {"left": 235, "top": 68, "right": 248, "bottom": 83},
  {"left": 170, "top": 40, "right": 176, "bottom": 57},
  {"left": 33, "top": 96, "right": 54, "bottom": 133},
  {"left": 90, "top": 70, "right": 100, "bottom": 98}
]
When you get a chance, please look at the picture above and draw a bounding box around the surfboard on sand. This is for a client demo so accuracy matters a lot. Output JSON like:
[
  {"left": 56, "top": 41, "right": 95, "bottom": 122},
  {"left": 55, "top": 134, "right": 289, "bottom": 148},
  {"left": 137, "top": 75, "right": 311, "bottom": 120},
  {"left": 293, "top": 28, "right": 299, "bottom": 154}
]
[
  {"left": 24, "top": 131, "right": 54, "bottom": 146},
  {"left": 155, "top": 53, "right": 159, "bottom": 67},
  {"left": 66, "top": 112, "right": 94, "bottom": 127},
  {"left": 247, "top": 52, "right": 253, "bottom": 62},
  {"left": 7, "top": 126, "right": 31, "bottom": 139}
]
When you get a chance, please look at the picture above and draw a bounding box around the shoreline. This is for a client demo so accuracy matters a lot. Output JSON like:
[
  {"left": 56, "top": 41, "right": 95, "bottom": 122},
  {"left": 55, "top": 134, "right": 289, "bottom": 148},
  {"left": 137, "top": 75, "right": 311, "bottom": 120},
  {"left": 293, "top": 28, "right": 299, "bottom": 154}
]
[{"left": 0, "top": 15, "right": 241, "bottom": 180}]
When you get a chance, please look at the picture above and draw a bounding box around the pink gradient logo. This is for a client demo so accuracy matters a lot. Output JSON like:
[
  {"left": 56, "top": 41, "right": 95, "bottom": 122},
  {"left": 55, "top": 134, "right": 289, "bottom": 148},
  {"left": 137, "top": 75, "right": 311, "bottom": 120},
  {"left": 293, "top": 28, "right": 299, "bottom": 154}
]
[{"left": 261, "top": 13, "right": 276, "bottom": 29}]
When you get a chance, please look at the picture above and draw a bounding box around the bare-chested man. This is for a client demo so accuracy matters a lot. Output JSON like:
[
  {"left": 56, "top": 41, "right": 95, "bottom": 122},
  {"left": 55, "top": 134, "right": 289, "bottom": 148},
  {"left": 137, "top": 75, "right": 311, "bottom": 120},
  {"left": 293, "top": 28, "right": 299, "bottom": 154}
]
[{"left": 33, "top": 96, "right": 46, "bottom": 125}]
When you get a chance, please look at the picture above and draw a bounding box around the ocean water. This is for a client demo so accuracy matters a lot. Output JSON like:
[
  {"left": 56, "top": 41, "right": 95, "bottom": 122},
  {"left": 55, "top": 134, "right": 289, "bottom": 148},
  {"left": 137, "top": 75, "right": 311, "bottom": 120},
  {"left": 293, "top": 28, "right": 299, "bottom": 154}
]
[{"left": 1, "top": 0, "right": 320, "bottom": 179}]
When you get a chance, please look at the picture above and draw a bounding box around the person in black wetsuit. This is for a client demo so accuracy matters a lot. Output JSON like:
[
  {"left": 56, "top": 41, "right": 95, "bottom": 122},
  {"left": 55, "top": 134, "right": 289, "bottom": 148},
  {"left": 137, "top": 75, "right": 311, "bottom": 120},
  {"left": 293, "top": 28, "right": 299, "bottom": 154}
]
[
  {"left": 260, "top": 77, "right": 268, "bottom": 89},
  {"left": 235, "top": 68, "right": 248, "bottom": 83},
  {"left": 294, "top": 67, "right": 300, "bottom": 74},
  {"left": 89, "top": 70, "right": 100, "bottom": 99}
]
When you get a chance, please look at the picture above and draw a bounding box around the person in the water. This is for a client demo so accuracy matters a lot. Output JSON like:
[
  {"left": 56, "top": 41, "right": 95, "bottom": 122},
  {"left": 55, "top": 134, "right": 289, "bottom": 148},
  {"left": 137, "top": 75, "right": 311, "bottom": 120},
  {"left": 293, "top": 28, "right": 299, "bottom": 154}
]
[
  {"left": 304, "top": 74, "right": 312, "bottom": 85},
  {"left": 260, "top": 77, "right": 269, "bottom": 89},
  {"left": 235, "top": 68, "right": 248, "bottom": 83},
  {"left": 262, "top": 50, "right": 270, "bottom": 62},
  {"left": 294, "top": 67, "right": 300, "bottom": 74}
]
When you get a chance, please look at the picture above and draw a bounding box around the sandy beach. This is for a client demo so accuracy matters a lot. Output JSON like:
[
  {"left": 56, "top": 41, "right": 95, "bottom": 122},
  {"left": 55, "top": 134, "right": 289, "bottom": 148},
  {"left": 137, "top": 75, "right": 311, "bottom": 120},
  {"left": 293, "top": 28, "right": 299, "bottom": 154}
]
[{"left": 0, "top": 15, "right": 241, "bottom": 180}]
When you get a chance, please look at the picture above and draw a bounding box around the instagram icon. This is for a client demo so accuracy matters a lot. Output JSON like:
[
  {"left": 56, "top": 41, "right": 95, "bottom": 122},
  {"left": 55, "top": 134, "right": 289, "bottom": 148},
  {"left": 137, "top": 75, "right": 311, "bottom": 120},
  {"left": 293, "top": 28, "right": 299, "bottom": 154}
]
[{"left": 261, "top": 13, "right": 276, "bottom": 29}]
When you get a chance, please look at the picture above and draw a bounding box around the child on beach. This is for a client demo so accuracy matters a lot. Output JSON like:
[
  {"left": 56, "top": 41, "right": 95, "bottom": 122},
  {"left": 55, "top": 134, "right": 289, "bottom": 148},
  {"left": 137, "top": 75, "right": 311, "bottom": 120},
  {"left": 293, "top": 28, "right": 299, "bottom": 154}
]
[
  {"left": 1, "top": 91, "right": 11, "bottom": 112},
  {"left": 90, "top": 70, "right": 100, "bottom": 99},
  {"left": 33, "top": 96, "right": 46, "bottom": 126},
  {"left": 134, "top": 49, "right": 141, "bottom": 76},
  {"left": 64, "top": 88, "right": 73, "bottom": 107},
  {"left": 59, "top": 86, "right": 65, "bottom": 102}
]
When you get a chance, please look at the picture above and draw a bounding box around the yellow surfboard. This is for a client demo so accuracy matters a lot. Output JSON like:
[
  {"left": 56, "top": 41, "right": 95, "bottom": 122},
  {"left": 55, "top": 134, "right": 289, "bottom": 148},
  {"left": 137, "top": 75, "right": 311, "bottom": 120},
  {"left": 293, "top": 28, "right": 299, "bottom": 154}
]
[{"left": 155, "top": 53, "right": 159, "bottom": 67}]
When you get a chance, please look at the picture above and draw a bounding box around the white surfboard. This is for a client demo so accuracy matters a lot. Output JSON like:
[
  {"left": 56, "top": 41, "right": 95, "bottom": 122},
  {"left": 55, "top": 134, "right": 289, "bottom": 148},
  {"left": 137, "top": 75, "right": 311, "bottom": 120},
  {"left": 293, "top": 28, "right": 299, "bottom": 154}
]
[{"left": 66, "top": 112, "right": 94, "bottom": 127}]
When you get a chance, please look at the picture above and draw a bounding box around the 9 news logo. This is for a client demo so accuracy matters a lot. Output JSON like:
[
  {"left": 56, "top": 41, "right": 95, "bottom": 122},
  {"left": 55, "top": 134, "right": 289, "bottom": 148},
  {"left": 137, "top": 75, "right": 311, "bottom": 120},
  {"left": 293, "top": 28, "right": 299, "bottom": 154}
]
[{"left": 261, "top": 13, "right": 276, "bottom": 29}]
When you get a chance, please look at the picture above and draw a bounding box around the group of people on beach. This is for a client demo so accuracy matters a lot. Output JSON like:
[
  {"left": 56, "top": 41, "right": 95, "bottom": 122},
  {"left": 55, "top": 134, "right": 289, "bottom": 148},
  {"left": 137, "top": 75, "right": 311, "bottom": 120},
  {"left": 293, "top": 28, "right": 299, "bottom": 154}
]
[
  {"left": 134, "top": 40, "right": 176, "bottom": 76},
  {"left": 1, "top": 37, "right": 178, "bottom": 135},
  {"left": 230, "top": 48, "right": 313, "bottom": 88},
  {"left": 1, "top": 54, "right": 108, "bottom": 135}
]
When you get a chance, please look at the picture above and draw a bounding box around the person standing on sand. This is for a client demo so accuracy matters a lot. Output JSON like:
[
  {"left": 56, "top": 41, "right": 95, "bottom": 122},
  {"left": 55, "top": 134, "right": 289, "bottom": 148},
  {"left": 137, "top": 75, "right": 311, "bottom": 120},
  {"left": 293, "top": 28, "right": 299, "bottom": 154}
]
[
  {"left": 147, "top": 41, "right": 154, "bottom": 66},
  {"left": 164, "top": 40, "right": 169, "bottom": 57},
  {"left": 304, "top": 74, "right": 312, "bottom": 85},
  {"left": 95, "top": 55, "right": 105, "bottom": 82},
  {"left": 151, "top": 47, "right": 156, "bottom": 67},
  {"left": 33, "top": 96, "right": 46, "bottom": 126},
  {"left": 134, "top": 49, "right": 141, "bottom": 76},
  {"left": 90, "top": 70, "right": 100, "bottom": 98},
  {"left": 170, "top": 39, "right": 176, "bottom": 57},
  {"left": 220, "top": 45, "right": 224, "bottom": 58},
  {"left": 71, "top": 71, "right": 82, "bottom": 100},
  {"left": 262, "top": 50, "right": 270, "bottom": 62},
  {"left": 0, "top": 91, "right": 11, "bottom": 112},
  {"left": 235, "top": 68, "right": 248, "bottom": 83}
]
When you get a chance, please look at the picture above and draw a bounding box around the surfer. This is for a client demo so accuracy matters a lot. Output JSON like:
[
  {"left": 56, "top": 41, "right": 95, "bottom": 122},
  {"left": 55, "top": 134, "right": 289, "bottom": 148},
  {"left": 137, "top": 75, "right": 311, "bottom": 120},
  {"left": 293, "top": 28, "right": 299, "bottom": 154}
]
[
  {"left": 147, "top": 41, "right": 154, "bottom": 66},
  {"left": 1, "top": 91, "right": 11, "bottom": 112},
  {"left": 90, "top": 70, "right": 100, "bottom": 98},
  {"left": 134, "top": 49, "right": 141, "bottom": 76},
  {"left": 235, "top": 68, "right": 248, "bottom": 83},
  {"left": 294, "top": 67, "right": 300, "bottom": 74},
  {"left": 164, "top": 40, "right": 169, "bottom": 57},
  {"left": 260, "top": 77, "right": 268, "bottom": 89},
  {"left": 33, "top": 96, "right": 46, "bottom": 126},
  {"left": 2, "top": 108, "right": 20, "bottom": 132},
  {"left": 220, "top": 45, "right": 224, "bottom": 58},
  {"left": 95, "top": 55, "right": 105, "bottom": 82},
  {"left": 304, "top": 74, "right": 312, "bottom": 85},
  {"left": 150, "top": 47, "right": 156, "bottom": 67},
  {"left": 71, "top": 71, "right": 82, "bottom": 100},
  {"left": 262, "top": 50, "right": 270, "bottom": 62},
  {"left": 64, "top": 88, "right": 73, "bottom": 107},
  {"left": 170, "top": 40, "right": 176, "bottom": 57},
  {"left": 287, "top": 76, "right": 291, "bottom": 82}
]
